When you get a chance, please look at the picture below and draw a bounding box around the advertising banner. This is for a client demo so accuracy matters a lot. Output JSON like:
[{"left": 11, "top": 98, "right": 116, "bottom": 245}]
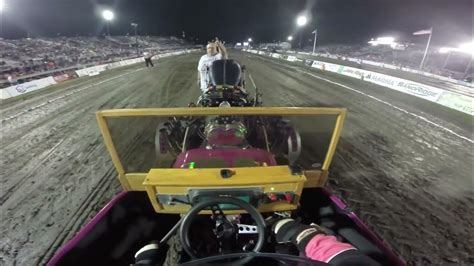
[
  {"left": 364, "top": 71, "right": 444, "bottom": 102},
  {"left": 53, "top": 74, "right": 72, "bottom": 82},
  {"left": 436, "top": 92, "right": 473, "bottom": 115},
  {"left": 4, "top": 76, "right": 57, "bottom": 97}
]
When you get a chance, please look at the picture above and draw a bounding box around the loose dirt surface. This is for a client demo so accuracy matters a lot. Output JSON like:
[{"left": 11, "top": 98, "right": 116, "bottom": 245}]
[{"left": 1, "top": 51, "right": 472, "bottom": 265}]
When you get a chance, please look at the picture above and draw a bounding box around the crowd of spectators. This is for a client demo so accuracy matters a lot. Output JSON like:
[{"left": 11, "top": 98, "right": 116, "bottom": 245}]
[
  {"left": 310, "top": 44, "right": 472, "bottom": 82},
  {"left": 0, "top": 36, "right": 192, "bottom": 88}
]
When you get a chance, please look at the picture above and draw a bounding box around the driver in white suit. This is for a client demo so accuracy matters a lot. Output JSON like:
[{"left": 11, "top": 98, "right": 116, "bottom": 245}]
[{"left": 197, "top": 39, "right": 228, "bottom": 93}]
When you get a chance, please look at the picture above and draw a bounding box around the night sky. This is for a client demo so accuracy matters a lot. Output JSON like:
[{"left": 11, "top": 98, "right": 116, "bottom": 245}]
[{"left": 1, "top": 0, "right": 472, "bottom": 46}]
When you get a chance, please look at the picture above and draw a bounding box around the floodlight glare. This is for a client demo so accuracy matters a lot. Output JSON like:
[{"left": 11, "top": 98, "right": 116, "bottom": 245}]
[
  {"left": 439, "top": 47, "right": 451, "bottom": 54},
  {"left": 368, "top": 36, "right": 396, "bottom": 46},
  {"left": 376, "top": 37, "right": 395, "bottom": 44},
  {"left": 248, "top": 38, "right": 252, "bottom": 42},
  {"left": 287, "top": 36, "right": 293, "bottom": 41},
  {"left": 368, "top": 38, "right": 378, "bottom": 46},
  {"left": 459, "top": 42, "right": 474, "bottom": 56},
  {"left": 296, "top": 16, "right": 307, "bottom": 27},
  {"left": 102, "top": 10, "right": 114, "bottom": 21},
  {"left": 243, "top": 42, "right": 249, "bottom": 46},
  {"left": 0, "top": 0, "right": 4, "bottom": 11}
]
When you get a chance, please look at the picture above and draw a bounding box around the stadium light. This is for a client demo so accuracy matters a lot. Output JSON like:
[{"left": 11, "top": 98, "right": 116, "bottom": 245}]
[
  {"left": 368, "top": 36, "right": 396, "bottom": 46},
  {"left": 1, "top": 0, "right": 6, "bottom": 37},
  {"left": 102, "top": 10, "right": 114, "bottom": 21},
  {"left": 102, "top": 10, "right": 114, "bottom": 37},
  {"left": 376, "top": 37, "right": 395, "bottom": 44},
  {"left": 438, "top": 42, "right": 474, "bottom": 56},
  {"left": 439, "top": 47, "right": 451, "bottom": 54},
  {"left": 248, "top": 38, "right": 252, "bottom": 42},
  {"left": 296, "top": 15, "right": 308, "bottom": 50},
  {"left": 296, "top": 15, "right": 307, "bottom": 27},
  {"left": 287, "top": 36, "right": 293, "bottom": 41}
]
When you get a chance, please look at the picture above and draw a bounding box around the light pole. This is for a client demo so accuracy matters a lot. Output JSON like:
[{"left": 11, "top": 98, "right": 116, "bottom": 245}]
[
  {"left": 464, "top": 59, "right": 472, "bottom": 76},
  {"left": 296, "top": 15, "right": 307, "bottom": 50},
  {"left": 312, "top": 29, "right": 318, "bottom": 54},
  {"left": 439, "top": 48, "right": 452, "bottom": 69},
  {"left": 102, "top": 10, "right": 114, "bottom": 37},
  {"left": 131, "top": 23, "right": 139, "bottom": 56},
  {"left": 0, "top": 0, "right": 4, "bottom": 37}
]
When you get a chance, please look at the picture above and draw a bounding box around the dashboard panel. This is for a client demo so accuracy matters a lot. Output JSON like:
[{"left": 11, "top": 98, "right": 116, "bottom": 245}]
[{"left": 143, "top": 166, "right": 306, "bottom": 214}]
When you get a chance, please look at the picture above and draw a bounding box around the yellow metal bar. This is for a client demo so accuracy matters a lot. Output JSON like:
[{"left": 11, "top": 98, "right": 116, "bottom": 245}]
[
  {"left": 96, "top": 107, "right": 345, "bottom": 117},
  {"left": 144, "top": 166, "right": 304, "bottom": 186},
  {"left": 125, "top": 173, "right": 147, "bottom": 191},
  {"left": 303, "top": 170, "right": 322, "bottom": 188},
  {"left": 317, "top": 170, "right": 329, "bottom": 187},
  {"left": 96, "top": 107, "right": 347, "bottom": 186},
  {"left": 322, "top": 109, "right": 346, "bottom": 171},
  {"left": 95, "top": 113, "right": 130, "bottom": 190}
]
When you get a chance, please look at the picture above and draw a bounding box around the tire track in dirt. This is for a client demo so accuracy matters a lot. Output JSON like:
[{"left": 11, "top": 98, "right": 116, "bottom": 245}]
[
  {"left": 0, "top": 70, "right": 146, "bottom": 208},
  {"left": 37, "top": 55, "right": 201, "bottom": 264},
  {"left": 0, "top": 53, "right": 202, "bottom": 265},
  {"left": 0, "top": 138, "right": 65, "bottom": 205},
  {"left": 2, "top": 51, "right": 471, "bottom": 265},
  {"left": 234, "top": 52, "right": 473, "bottom": 265}
]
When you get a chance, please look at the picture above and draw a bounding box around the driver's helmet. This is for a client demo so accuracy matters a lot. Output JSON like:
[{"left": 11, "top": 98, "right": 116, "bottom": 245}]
[{"left": 208, "top": 59, "right": 242, "bottom": 89}]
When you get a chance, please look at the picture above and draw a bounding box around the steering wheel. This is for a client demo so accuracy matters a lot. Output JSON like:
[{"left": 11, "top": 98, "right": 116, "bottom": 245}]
[{"left": 179, "top": 197, "right": 266, "bottom": 260}]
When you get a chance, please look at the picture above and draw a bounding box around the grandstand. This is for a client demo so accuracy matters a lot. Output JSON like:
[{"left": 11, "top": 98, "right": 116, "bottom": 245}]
[
  {"left": 0, "top": 36, "right": 193, "bottom": 88},
  {"left": 309, "top": 44, "right": 473, "bottom": 82}
]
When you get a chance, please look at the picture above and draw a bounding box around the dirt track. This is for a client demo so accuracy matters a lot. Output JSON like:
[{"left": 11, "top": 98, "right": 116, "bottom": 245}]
[{"left": 0, "top": 51, "right": 472, "bottom": 265}]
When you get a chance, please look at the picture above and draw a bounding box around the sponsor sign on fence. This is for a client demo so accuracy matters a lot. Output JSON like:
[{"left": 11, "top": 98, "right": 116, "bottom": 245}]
[
  {"left": 53, "top": 74, "right": 73, "bottom": 83},
  {"left": 75, "top": 64, "right": 108, "bottom": 77},
  {"left": 436, "top": 92, "right": 473, "bottom": 115},
  {"left": 309, "top": 59, "right": 444, "bottom": 102},
  {"left": 340, "top": 67, "right": 367, "bottom": 79},
  {"left": 107, "top": 61, "right": 123, "bottom": 70},
  {"left": 2, "top": 76, "right": 57, "bottom": 98},
  {"left": 309, "top": 52, "right": 473, "bottom": 88},
  {"left": 365, "top": 72, "right": 444, "bottom": 102},
  {"left": 311, "top": 61, "right": 325, "bottom": 69}
]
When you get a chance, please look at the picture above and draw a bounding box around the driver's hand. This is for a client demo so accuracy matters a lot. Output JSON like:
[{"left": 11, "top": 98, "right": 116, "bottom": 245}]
[{"left": 273, "top": 219, "right": 328, "bottom": 251}]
